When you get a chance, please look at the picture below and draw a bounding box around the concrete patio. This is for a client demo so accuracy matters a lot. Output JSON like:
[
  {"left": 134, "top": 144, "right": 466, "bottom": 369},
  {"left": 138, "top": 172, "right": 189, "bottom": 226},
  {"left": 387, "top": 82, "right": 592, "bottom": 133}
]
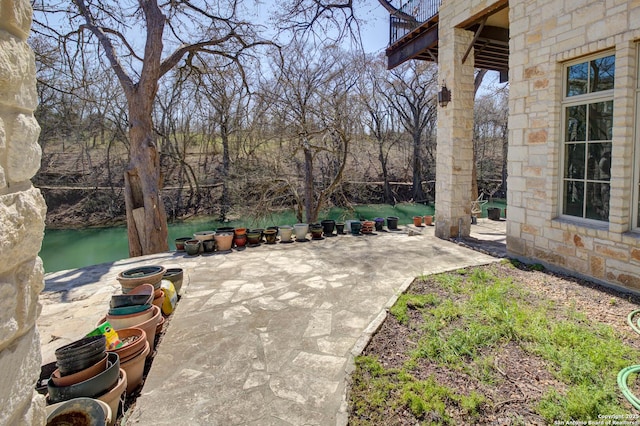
[{"left": 38, "top": 219, "right": 506, "bottom": 425}]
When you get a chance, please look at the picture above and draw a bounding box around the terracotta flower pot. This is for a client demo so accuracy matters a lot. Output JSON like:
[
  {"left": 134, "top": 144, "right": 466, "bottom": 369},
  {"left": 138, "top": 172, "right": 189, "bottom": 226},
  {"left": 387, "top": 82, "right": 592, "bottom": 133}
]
[
  {"left": 99, "top": 305, "right": 160, "bottom": 354},
  {"left": 116, "top": 266, "right": 165, "bottom": 294},
  {"left": 120, "top": 341, "right": 150, "bottom": 394},
  {"left": 48, "top": 353, "right": 120, "bottom": 404},
  {"left": 361, "top": 220, "right": 375, "bottom": 234},
  {"left": 110, "top": 327, "right": 146, "bottom": 363},
  {"left": 234, "top": 227, "right": 246, "bottom": 236},
  {"left": 424, "top": 215, "right": 433, "bottom": 226},
  {"left": 97, "top": 368, "right": 126, "bottom": 425},
  {"left": 413, "top": 216, "right": 423, "bottom": 227},
  {"left": 214, "top": 232, "right": 234, "bottom": 252},
  {"left": 51, "top": 353, "right": 108, "bottom": 387},
  {"left": 106, "top": 305, "right": 154, "bottom": 330}
]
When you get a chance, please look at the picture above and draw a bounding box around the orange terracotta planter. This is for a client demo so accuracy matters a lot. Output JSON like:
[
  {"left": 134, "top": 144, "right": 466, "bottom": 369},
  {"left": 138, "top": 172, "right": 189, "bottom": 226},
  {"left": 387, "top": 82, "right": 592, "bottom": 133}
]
[
  {"left": 424, "top": 215, "right": 433, "bottom": 226},
  {"left": 413, "top": 216, "right": 423, "bottom": 227}
]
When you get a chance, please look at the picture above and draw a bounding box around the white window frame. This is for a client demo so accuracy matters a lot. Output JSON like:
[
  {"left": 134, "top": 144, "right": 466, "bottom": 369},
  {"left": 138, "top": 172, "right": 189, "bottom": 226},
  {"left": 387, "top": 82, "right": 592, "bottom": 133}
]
[{"left": 559, "top": 52, "right": 615, "bottom": 224}]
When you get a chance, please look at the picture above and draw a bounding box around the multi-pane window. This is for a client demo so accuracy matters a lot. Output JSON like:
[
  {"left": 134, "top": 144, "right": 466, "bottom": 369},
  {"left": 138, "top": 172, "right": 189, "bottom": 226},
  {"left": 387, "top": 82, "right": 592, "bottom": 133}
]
[{"left": 562, "top": 54, "right": 615, "bottom": 222}]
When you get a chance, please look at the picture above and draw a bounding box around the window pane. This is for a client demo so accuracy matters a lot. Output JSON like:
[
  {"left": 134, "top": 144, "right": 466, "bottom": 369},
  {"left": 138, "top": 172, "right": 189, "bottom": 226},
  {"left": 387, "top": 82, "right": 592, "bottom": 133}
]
[
  {"left": 565, "top": 143, "right": 585, "bottom": 179},
  {"left": 566, "top": 105, "right": 586, "bottom": 141},
  {"left": 564, "top": 180, "right": 584, "bottom": 217},
  {"left": 567, "top": 62, "right": 588, "bottom": 96},
  {"left": 587, "top": 142, "right": 611, "bottom": 181},
  {"left": 585, "top": 182, "right": 610, "bottom": 221},
  {"left": 588, "top": 101, "right": 613, "bottom": 141},
  {"left": 591, "top": 55, "right": 615, "bottom": 92}
]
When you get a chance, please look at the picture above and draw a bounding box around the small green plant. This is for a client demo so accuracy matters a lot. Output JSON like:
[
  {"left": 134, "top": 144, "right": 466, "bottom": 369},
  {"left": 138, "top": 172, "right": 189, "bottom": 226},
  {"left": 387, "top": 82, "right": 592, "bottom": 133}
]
[{"left": 390, "top": 293, "right": 438, "bottom": 325}]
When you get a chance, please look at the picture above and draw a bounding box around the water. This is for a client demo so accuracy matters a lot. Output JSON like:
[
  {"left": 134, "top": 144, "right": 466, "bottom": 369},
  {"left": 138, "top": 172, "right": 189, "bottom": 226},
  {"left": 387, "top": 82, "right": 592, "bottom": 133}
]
[{"left": 39, "top": 202, "right": 505, "bottom": 273}]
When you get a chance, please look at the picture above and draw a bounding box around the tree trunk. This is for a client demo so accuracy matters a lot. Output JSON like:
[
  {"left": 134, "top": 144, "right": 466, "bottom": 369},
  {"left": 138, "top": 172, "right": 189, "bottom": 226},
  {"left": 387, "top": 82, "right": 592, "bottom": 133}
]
[
  {"left": 124, "top": 99, "right": 169, "bottom": 257},
  {"left": 379, "top": 144, "right": 393, "bottom": 204},
  {"left": 219, "top": 118, "right": 231, "bottom": 221},
  {"left": 412, "top": 132, "right": 425, "bottom": 202},
  {"left": 303, "top": 143, "right": 315, "bottom": 223}
]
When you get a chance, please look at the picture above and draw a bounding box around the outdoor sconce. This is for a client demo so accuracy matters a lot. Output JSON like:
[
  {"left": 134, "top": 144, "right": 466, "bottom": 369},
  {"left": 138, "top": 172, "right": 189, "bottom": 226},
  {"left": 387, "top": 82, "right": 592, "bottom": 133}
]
[{"left": 438, "top": 84, "right": 451, "bottom": 107}]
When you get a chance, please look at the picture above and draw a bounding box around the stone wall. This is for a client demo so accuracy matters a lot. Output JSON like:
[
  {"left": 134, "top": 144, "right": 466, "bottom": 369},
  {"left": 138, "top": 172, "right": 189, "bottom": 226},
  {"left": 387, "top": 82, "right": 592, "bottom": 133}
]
[
  {"left": 0, "top": 1, "right": 47, "bottom": 424},
  {"left": 507, "top": 0, "right": 640, "bottom": 290}
]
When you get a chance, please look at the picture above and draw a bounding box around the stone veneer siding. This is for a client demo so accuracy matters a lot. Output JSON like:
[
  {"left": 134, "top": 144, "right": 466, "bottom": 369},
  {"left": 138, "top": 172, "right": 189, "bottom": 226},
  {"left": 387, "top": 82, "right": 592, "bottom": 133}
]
[
  {"left": 0, "top": 0, "right": 47, "bottom": 424},
  {"left": 436, "top": 0, "right": 640, "bottom": 291},
  {"left": 507, "top": 0, "right": 640, "bottom": 291}
]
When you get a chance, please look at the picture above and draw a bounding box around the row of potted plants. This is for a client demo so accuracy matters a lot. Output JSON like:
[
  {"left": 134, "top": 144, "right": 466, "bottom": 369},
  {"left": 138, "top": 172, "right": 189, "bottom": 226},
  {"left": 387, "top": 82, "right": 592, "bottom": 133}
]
[{"left": 173, "top": 216, "right": 416, "bottom": 255}]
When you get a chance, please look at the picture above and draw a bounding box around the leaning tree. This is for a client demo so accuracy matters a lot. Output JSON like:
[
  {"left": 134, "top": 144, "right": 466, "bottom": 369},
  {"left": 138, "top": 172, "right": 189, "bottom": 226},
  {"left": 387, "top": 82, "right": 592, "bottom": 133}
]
[
  {"left": 33, "top": 0, "right": 372, "bottom": 256},
  {"left": 32, "top": 0, "right": 272, "bottom": 256}
]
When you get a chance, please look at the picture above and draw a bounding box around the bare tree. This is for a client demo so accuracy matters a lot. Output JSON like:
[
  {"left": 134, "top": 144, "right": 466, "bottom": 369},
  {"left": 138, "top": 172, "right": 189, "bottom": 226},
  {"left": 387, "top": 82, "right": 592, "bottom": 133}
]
[
  {"left": 32, "top": 0, "right": 269, "bottom": 256},
  {"left": 266, "top": 42, "right": 357, "bottom": 222},
  {"left": 383, "top": 60, "right": 438, "bottom": 202}
]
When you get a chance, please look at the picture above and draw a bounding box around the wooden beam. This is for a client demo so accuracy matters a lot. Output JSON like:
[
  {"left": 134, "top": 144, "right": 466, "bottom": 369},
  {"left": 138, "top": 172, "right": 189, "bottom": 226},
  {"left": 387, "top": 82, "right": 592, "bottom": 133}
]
[
  {"left": 387, "top": 26, "right": 439, "bottom": 69},
  {"left": 462, "top": 17, "right": 487, "bottom": 64}
]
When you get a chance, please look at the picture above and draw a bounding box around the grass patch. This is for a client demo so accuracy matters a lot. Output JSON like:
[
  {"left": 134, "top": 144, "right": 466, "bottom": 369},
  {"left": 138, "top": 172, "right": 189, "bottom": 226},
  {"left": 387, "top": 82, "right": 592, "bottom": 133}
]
[{"left": 349, "top": 264, "right": 640, "bottom": 424}]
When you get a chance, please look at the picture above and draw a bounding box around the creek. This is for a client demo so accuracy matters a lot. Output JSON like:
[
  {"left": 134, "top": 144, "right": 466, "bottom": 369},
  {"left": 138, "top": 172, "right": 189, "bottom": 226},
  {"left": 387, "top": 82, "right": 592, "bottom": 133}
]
[{"left": 39, "top": 202, "right": 505, "bottom": 273}]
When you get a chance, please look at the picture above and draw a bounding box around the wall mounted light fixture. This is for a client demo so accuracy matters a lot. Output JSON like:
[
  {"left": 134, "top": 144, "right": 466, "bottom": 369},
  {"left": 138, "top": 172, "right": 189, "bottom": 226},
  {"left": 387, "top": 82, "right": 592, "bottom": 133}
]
[{"left": 438, "top": 84, "right": 451, "bottom": 107}]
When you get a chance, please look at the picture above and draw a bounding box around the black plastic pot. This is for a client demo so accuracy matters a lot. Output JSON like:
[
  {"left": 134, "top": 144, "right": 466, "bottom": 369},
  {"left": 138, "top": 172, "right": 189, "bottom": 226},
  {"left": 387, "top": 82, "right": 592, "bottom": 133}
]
[
  {"left": 48, "top": 353, "right": 120, "bottom": 404},
  {"left": 321, "top": 219, "right": 335, "bottom": 236},
  {"left": 386, "top": 216, "right": 399, "bottom": 230},
  {"left": 55, "top": 335, "right": 106, "bottom": 376}
]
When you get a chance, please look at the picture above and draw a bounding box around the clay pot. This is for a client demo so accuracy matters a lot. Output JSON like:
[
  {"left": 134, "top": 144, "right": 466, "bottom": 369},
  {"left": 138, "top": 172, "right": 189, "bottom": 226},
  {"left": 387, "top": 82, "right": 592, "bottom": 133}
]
[
  {"left": 48, "top": 353, "right": 120, "bottom": 404},
  {"left": 51, "top": 353, "right": 108, "bottom": 387},
  {"left": 97, "top": 369, "right": 126, "bottom": 425},
  {"left": 293, "top": 223, "right": 309, "bottom": 241},
  {"left": 156, "top": 316, "right": 165, "bottom": 335},
  {"left": 152, "top": 289, "right": 165, "bottom": 310},
  {"left": 424, "top": 215, "right": 433, "bottom": 226},
  {"left": 110, "top": 328, "right": 146, "bottom": 362},
  {"left": 106, "top": 305, "right": 154, "bottom": 330},
  {"left": 174, "top": 237, "right": 191, "bottom": 251},
  {"left": 361, "top": 220, "right": 375, "bottom": 234},
  {"left": 162, "top": 269, "right": 183, "bottom": 294},
  {"left": 184, "top": 239, "right": 200, "bottom": 256},
  {"left": 263, "top": 229, "right": 277, "bottom": 244},
  {"left": 310, "top": 224, "right": 323, "bottom": 240},
  {"left": 234, "top": 227, "right": 247, "bottom": 236},
  {"left": 234, "top": 233, "right": 247, "bottom": 248},
  {"left": 99, "top": 305, "right": 160, "bottom": 354},
  {"left": 46, "top": 397, "right": 110, "bottom": 426},
  {"left": 214, "top": 232, "right": 234, "bottom": 251},
  {"left": 116, "top": 266, "right": 165, "bottom": 294},
  {"left": 120, "top": 341, "right": 150, "bottom": 394},
  {"left": 278, "top": 225, "right": 293, "bottom": 242},
  {"left": 413, "top": 216, "right": 423, "bottom": 227},
  {"left": 246, "top": 231, "right": 261, "bottom": 245}
]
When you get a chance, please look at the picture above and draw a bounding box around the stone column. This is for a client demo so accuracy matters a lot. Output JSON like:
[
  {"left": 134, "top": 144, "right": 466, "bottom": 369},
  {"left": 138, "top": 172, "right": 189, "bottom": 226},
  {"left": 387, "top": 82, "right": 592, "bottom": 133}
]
[
  {"left": 0, "top": 1, "right": 47, "bottom": 424},
  {"left": 435, "top": 25, "right": 476, "bottom": 239}
]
